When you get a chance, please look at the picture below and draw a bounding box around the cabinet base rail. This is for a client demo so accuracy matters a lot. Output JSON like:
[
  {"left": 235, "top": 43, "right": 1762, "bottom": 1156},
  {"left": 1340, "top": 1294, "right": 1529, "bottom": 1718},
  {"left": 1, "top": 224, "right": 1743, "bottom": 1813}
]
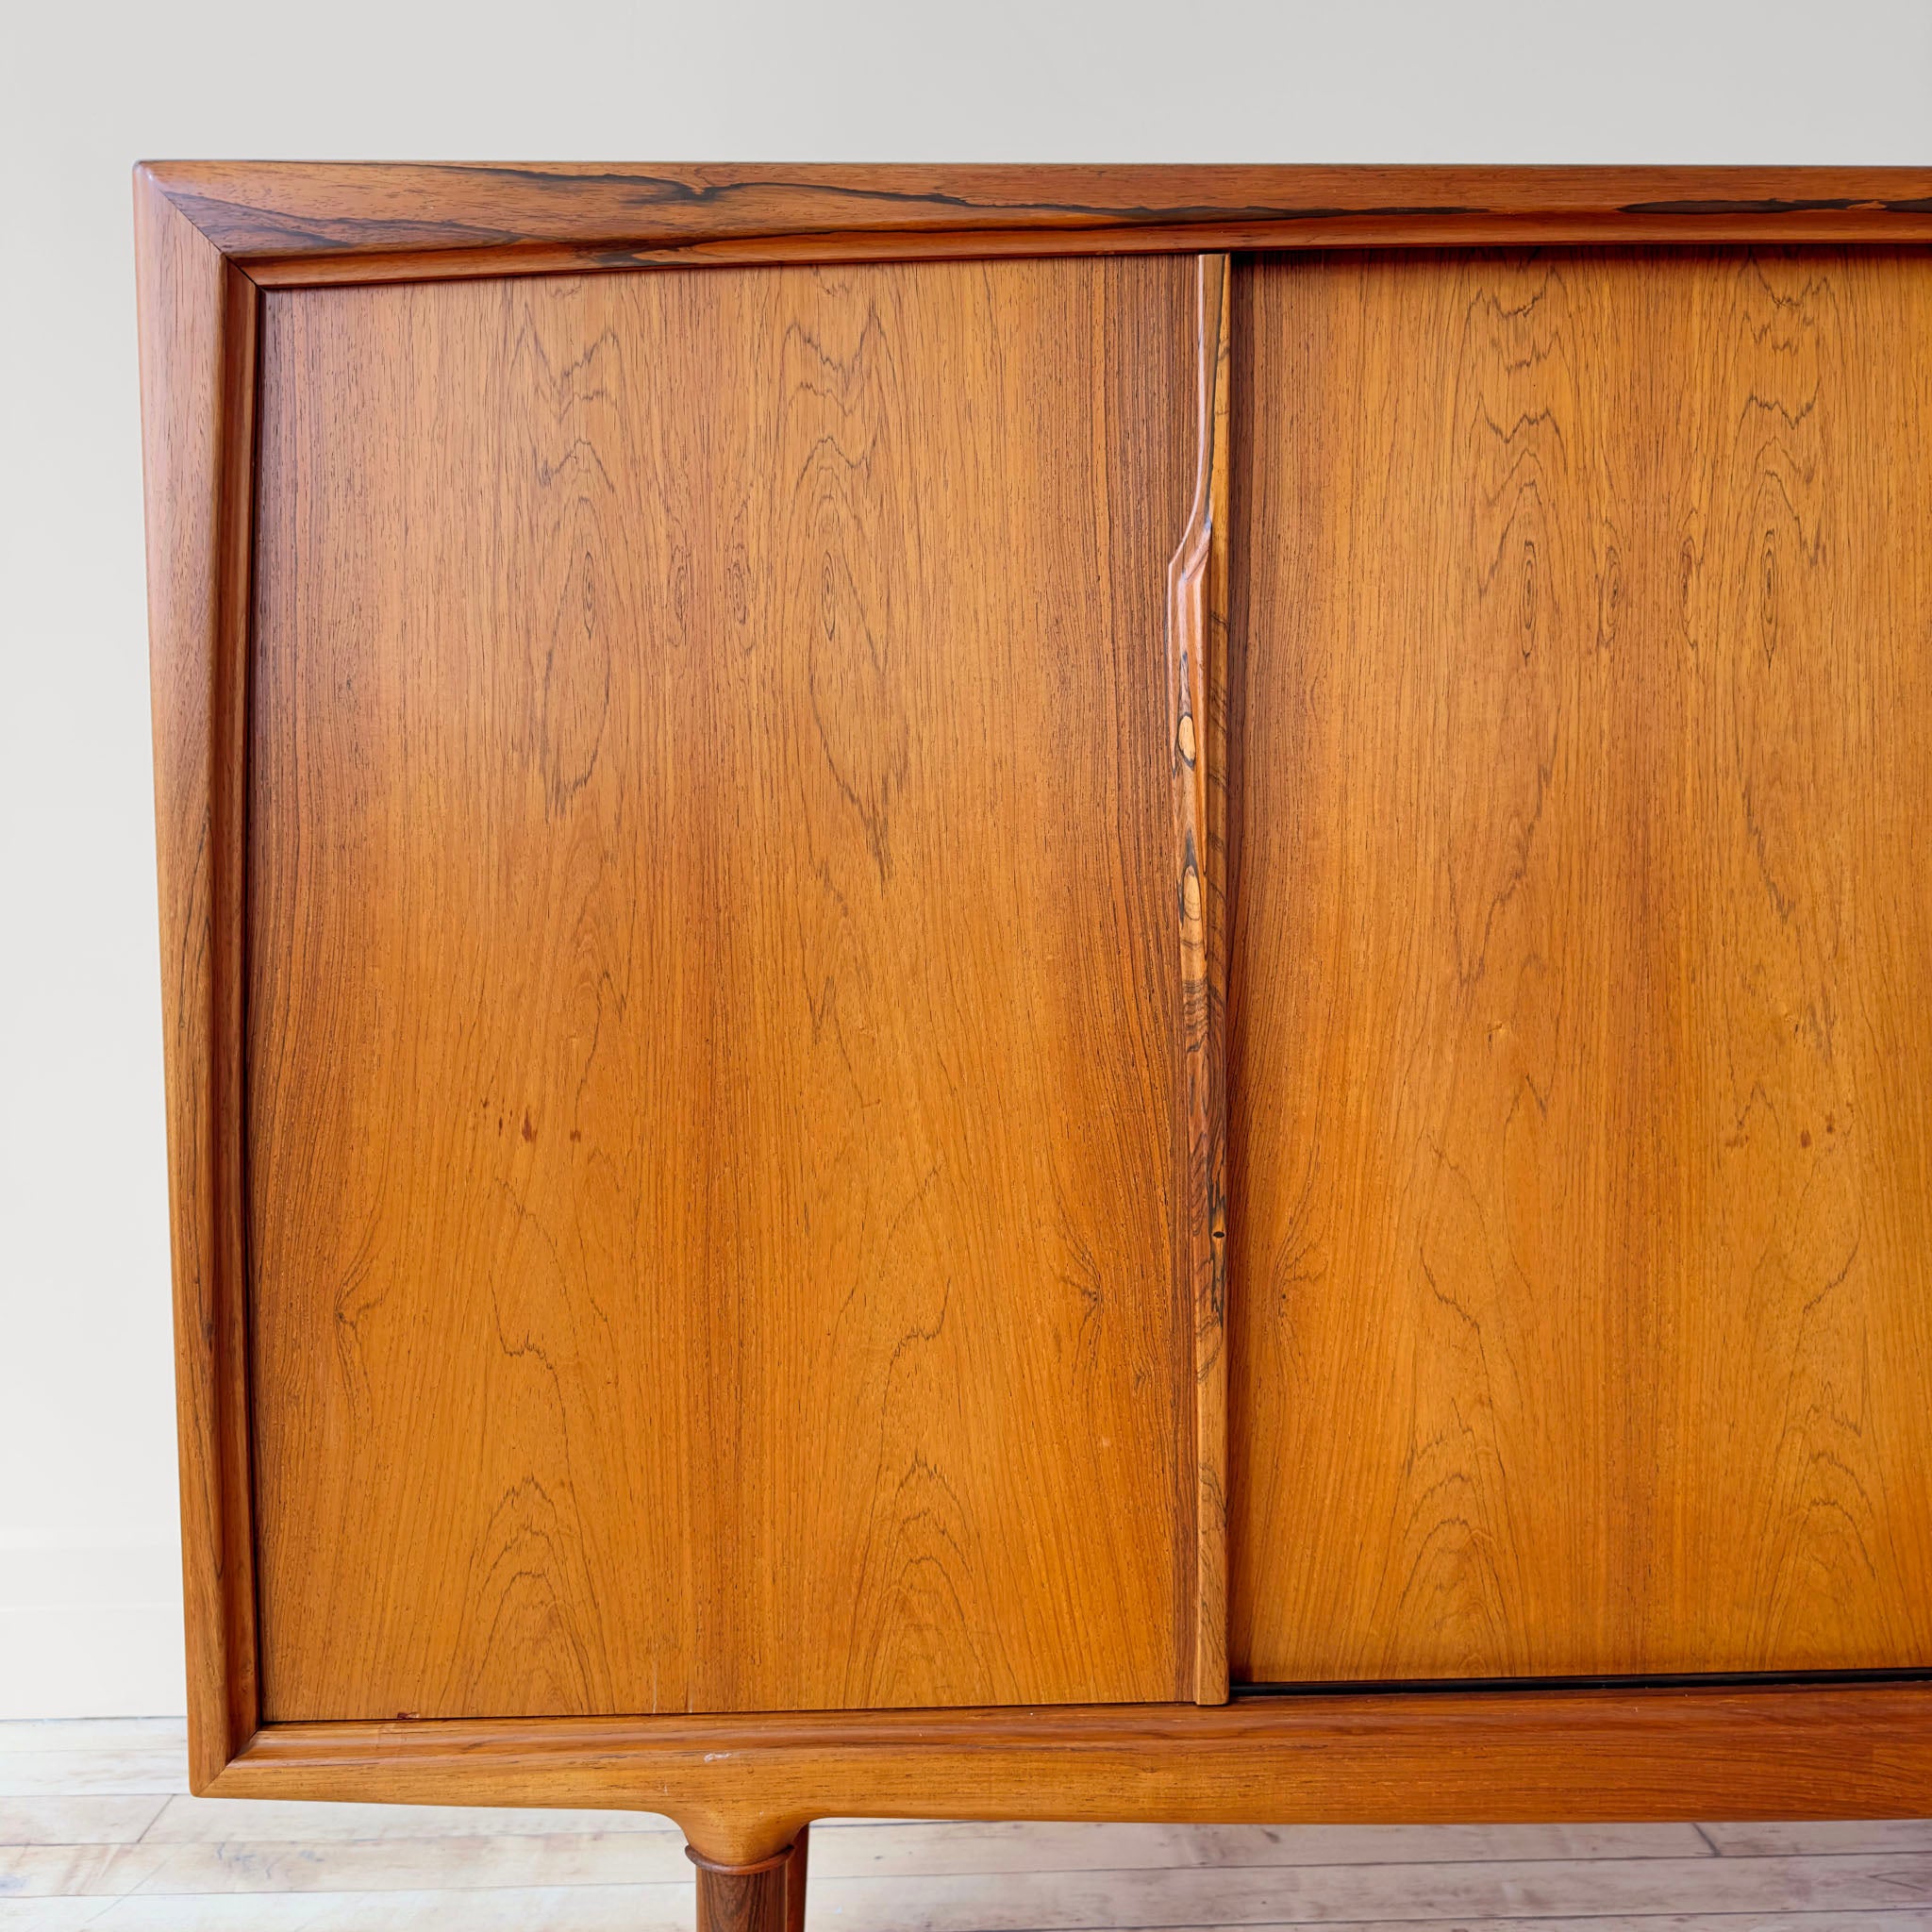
[{"left": 205, "top": 1682, "right": 1932, "bottom": 1865}]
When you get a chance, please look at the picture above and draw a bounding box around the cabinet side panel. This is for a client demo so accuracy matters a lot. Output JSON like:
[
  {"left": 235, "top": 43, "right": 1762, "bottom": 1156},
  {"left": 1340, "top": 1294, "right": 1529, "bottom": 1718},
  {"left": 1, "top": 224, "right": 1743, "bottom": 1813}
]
[
  {"left": 247, "top": 257, "right": 1196, "bottom": 1719},
  {"left": 1229, "top": 248, "right": 1932, "bottom": 1681},
  {"left": 136, "top": 171, "right": 259, "bottom": 1780}
]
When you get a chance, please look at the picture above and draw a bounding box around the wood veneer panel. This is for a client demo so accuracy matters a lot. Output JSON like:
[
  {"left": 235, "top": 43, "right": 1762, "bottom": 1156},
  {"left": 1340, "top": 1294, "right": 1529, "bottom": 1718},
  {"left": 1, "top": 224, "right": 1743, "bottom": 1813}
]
[
  {"left": 1229, "top": 248, "right": 1932, "bottom": 1683},
  {"left": 246, "top": 257, "right": 1197, "bottom": 1720}
]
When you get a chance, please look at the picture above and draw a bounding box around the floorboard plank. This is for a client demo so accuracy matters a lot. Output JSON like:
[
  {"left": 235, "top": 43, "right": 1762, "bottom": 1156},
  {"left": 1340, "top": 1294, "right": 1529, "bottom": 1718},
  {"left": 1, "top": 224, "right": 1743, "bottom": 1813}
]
[
  {"left": 806, "top": 1822, "right": 1712, "bottom": 1874},
  {"left": 0, "top": 1749, "right": 190, "bottom": 1797},
  {"left": 138, "top": 1795, "right": 680, "bottom": 1842},
  {"left": 1702, "top": 1820, "right": 1932, "bottom": 1857},
  {"left": 61, "top": 1884, "right": 693, "bottom": 1930},
  {"left": 0, "top": 1832, "right": 691, "bottom": 1895},
  {"left": 19, "top": 1852, "right": 1929, "bottom": 1927},
  {"left": 40, "top": 1889, "right": 1932, "bottom": 1932},
  {"left": 24, "top": 1827, "right": 1695, "bottom": 1899},
  {"left": 0, "top": 1841, "right": 169, "bottom": 1896},
  {"left": 1144, "top": 1921, "right": 1932, "bottom": 1932},
  {"left": 0, "top": 1721, "right": 183, "bottom": 1755},
  {"left": 0, "top": 1795, "right": 169, "bottom": 1846},
  {"left": 0, "top": 1902, "right": 112, "bottom": 1931},
  {"left": 786, "top": 1855, "right": 1932, "bottom": 1927}
]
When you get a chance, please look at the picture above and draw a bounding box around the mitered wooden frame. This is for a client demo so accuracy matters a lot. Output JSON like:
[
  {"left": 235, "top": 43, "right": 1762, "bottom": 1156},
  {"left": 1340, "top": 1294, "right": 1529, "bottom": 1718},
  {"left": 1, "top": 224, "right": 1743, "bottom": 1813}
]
[{"left": 137, "top": 161, "right": 1932, "bottom": 1853}]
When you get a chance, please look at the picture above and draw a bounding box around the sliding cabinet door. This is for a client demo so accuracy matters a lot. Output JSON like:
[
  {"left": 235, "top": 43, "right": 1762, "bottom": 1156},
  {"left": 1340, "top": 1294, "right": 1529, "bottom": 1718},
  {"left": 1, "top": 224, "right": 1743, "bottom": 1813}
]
[
  {"left": 246, "top": 258, "right": 1204, "bottom": 1719},
  {"left": 1229, "top": 248, "right": 1932, "bottom": 1681}
]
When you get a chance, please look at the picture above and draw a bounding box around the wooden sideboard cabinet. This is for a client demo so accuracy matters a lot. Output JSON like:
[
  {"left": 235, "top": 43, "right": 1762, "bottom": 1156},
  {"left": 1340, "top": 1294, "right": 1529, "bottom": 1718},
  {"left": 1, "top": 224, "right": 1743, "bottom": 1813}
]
[{"left": 138, "top": 163, "right": 1932, "bottom": 1926}]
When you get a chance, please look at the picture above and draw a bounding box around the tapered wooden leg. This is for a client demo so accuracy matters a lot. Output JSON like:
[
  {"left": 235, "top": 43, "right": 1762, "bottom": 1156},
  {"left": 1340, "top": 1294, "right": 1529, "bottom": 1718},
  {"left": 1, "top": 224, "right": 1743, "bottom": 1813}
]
[
  {"left": 688, "top": 1840, "right": 799, "bottom": 1932},
  {"left": 785, "top": 1824, "right": 809, "bottom": 1932}
]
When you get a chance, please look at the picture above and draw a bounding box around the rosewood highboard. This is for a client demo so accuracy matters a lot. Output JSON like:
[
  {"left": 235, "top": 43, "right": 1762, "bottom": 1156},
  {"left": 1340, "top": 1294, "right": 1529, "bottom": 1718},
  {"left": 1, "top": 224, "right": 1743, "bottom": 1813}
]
[{"left": 137, "top": 163, "right": 1932, "bottom": 1928}]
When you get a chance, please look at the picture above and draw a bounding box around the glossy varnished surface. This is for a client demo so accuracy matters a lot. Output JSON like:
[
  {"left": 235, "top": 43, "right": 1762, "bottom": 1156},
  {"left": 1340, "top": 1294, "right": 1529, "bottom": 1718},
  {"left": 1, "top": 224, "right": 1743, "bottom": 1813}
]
[
  {"left": 134, "top": 163, "right": 1932, "bottom": 285},
  {"left": 215, "top": 1687, "right": 1932, "bottom": 1863},
  {"left": 1167, "top": 256, "right": 1233, "bottom": 1703},
  {"left": 137, "top": 156, "right": 1932, "bottom": 1828},
  {"left": 1229, "top": 249, "right": 1932, "bottom": 1682},
  {"left": 246, "top": 258, "right": 1197, "bottom": 1720},
  {"left": 133, "top": 170, "right": 259, "bottom": 1784},
  {"left": 688, "top": 1840, "right": 800, "bottom": 1932}
]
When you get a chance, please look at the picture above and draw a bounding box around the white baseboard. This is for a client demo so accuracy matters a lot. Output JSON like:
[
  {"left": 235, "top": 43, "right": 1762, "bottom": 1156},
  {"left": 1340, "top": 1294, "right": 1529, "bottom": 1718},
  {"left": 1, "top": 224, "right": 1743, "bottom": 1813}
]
[{"left": 0, "top": 1538, "right": 187, "bottom": 1718}]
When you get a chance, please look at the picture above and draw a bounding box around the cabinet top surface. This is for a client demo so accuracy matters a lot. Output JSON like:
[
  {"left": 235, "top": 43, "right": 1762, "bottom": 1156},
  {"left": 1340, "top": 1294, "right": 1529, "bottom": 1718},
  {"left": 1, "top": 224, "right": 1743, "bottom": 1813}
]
[{"left": 134, "top": 162, "right": 1932, "bottom": 282}]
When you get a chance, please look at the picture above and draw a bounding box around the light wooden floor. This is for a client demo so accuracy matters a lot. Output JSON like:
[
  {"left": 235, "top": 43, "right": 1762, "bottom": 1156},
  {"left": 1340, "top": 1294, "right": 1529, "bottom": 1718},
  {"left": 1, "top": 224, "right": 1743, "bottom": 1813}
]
[{"left": 2, "top": 1720, "right": 1929, "bottom": 1929}]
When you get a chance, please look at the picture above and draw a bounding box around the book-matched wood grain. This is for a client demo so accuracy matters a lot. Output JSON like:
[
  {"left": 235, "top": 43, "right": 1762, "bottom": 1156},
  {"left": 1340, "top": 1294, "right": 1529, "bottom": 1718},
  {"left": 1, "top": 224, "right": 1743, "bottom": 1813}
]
[
  {"left": 211, "top": 1685, "right": 1932, "bottom": 1865},
  {"left": 136, "top": 163, "right": 1932, "bottom": 287},
  {"left": 1228, "top": 248, "right": 1932, "bottom": 1685},
  {"left": 244, "top": 256, "right": 1200, "bottom": 1721},
  {"left": 136, "top": 158, "right": 1932, "bottom": 1826},
  {"left": 1168, "top": 256, "right": 1232, "bottom": 1705},
  {"left": 132, "top": 168, "right": 260, "bottom": 1789}
]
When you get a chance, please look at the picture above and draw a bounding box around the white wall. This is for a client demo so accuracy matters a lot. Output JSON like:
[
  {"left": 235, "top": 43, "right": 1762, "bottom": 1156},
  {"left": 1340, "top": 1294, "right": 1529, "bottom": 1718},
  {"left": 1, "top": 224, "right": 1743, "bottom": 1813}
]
[{"left": 3, "top": 0, "right": 1928, "bottom": 1720}]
